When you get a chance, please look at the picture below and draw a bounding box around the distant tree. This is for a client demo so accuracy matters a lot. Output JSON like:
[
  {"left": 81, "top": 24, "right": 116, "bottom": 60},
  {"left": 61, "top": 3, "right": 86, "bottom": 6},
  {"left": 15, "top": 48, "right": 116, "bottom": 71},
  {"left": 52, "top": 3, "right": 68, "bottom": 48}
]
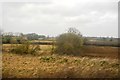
[
  {"left": 20, "top": 33, "right": 24, "bottom": 37},
  {"left": 2, "top": 36, "right": 11, "bottom": 43},
  {"left": 68, "top": 27, "right": 82, "bottom": 37},
  {"left": 110, "top": 38, "right": 113, "bottom": 41},
  {"left": 103, "top": 37, "right": 106, "bottom": 40},
  {"left": 38, "top": 35, "right": 46, "bottom": 39},
  {"left": 26, "top": 33, "right": 39, "bottom": 40},
  {"left": 7, "top": 32, "right": 13, "bottom": 37}
]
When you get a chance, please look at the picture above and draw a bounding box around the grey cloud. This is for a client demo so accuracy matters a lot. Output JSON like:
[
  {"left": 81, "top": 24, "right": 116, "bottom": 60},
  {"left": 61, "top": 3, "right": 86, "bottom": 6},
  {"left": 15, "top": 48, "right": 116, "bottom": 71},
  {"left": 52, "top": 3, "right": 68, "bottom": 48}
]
[{"left": 2, "top": 0, "right": 118, "bottom": 37}]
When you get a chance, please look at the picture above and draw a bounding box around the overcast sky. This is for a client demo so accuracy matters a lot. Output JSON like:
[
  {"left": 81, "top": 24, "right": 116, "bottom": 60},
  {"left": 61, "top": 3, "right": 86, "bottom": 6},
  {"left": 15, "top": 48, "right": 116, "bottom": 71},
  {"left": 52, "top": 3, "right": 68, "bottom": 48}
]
[{"left": 0, "top": 0, "right": 119, "bottom": 37}]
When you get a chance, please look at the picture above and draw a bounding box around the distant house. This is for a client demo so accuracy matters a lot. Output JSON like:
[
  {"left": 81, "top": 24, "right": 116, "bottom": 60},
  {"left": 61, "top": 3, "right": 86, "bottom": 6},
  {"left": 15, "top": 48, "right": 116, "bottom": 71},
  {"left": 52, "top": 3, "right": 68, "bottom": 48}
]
[
  {"left": 38, "top": 38, "right": 44, "bottom": 40},
  {"left": 89, "top": 40, "right": 97, "bottom": 42},
  {"left": 22, "top": 36, "right": 28, "bottom": 40}
]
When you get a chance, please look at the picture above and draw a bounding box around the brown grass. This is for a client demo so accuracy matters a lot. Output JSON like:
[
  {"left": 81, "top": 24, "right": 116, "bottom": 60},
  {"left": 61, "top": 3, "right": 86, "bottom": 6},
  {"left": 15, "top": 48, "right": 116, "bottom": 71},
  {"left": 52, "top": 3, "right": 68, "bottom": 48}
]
[
  {"left": 2, "top": 44, "right": 118, "bottom": 58},
  {"left": 2, "top": 52, "right": 119, "bottom": 78},
  {"left": 2, "top": 44, "right": 119, "bottom": 78}
]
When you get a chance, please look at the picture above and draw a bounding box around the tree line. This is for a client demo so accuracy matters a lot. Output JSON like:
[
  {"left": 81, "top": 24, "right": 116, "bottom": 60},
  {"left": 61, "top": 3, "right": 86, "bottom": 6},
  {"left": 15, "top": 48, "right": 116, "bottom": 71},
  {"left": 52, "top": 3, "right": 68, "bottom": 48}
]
[{"left": 2, "top": 33, "right": 46, "bottom": 44}]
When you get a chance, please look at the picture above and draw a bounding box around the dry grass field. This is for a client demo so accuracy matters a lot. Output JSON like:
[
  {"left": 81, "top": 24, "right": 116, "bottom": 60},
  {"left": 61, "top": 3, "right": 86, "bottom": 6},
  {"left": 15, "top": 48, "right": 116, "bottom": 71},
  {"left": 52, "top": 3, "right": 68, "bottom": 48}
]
[
  {"left": 2, "top": 44, "right": 120, "bottom": 78},
  {"left": 2, "top": 44, "right": 118, "bottom": 58},
  {"left": 2, "top": 52, "right": 119, "bottom": 78}
]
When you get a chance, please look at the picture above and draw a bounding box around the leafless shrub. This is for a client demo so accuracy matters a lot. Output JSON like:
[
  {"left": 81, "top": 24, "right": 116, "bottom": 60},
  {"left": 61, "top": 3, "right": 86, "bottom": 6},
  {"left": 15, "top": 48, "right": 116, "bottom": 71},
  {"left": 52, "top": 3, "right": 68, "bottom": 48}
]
[
  {"left": 55, "top": 29, "right": 83, "bottom": 55},
  {"left": 10, "top": 41, "right": 40, "bottom": 55}
]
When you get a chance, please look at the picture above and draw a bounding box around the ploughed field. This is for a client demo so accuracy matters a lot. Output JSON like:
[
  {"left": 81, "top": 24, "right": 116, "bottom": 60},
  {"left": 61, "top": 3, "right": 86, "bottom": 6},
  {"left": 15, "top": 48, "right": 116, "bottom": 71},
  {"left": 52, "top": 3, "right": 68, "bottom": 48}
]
[
  {"left": 81, "top": 46, "right": 118, "bottom": 59},
  {"left": 2, "top": 44, "right": 120, "bottom": 78}
]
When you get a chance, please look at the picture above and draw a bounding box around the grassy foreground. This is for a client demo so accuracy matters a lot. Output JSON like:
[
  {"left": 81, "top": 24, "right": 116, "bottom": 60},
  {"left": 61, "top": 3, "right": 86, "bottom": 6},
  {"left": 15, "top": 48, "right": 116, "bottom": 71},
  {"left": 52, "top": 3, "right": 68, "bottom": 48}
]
[{"left": 2, "top": 52, "right": 119, "bottom": 78}]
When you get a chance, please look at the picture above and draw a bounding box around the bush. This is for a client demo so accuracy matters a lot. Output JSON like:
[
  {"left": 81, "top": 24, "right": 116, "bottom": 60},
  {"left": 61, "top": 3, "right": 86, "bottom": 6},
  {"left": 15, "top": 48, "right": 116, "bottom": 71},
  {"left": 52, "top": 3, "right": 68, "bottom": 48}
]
[
  {"left": 10, "top": 38, "right": 18, "bottom": 44},
  {"left": 10, "top": 41, "right": 40, "bottom": 55},
  {"left": 55, "top": 32, "right": 83, "bottom": 55},
  {"left": 2, "top": 36, "right": 11, "bottom": 44},
  {"left": 39, "top": 56, "right": 55, "bottom": 62}
]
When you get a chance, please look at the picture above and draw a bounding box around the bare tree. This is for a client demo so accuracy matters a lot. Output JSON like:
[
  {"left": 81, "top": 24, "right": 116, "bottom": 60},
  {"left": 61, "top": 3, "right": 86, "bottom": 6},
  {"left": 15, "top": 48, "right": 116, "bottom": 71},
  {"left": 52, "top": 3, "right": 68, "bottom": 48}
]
[{"left": 68, "top": 27, "right": 82, "bottom": 37}]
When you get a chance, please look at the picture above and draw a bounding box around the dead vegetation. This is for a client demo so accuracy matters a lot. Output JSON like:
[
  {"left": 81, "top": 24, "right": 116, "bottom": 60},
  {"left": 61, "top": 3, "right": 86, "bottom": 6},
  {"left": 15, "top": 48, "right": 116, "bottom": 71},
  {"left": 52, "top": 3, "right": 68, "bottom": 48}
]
[
  {"left": 10, "top": 42, "right": 40, "bottom": 55},
  {"left": 2, "top": 44, "right": 118, "bottom": 58},
  {"left": 2, "top": 52, "right": 119, "bottom": 78},
  {"left": 2, "top": 43, "right": 119, "bottom": 78}
]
